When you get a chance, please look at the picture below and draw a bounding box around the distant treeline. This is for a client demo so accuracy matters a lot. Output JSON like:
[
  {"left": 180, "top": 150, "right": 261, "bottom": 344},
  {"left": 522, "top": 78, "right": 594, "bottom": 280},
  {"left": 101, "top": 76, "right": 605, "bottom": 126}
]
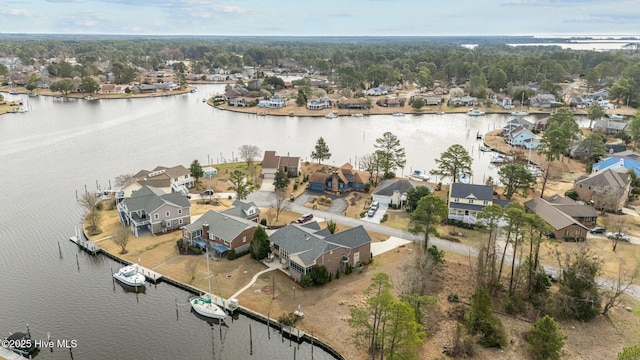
[{"left": 0, "top": 35, "right": 639, "bottom": 106}]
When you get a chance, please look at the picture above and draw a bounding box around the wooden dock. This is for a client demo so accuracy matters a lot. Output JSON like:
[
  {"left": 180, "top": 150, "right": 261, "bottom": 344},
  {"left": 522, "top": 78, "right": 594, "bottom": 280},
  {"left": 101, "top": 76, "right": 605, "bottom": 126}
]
[
  {"left": 0, "top": 346, "right": 28, "bottom": 360},
  {"left": 69, "top": 235, "right": 101, "bottom": 255},
  {"left": 133, "top": 264, "right": 162, "bottom": 283}
]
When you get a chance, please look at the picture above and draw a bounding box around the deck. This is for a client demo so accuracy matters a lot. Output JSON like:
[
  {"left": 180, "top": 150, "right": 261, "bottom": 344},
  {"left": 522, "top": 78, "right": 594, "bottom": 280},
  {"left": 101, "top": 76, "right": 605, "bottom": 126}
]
[
  {"left": 0, "top": 346, "right": 28, "bottom": 360},
  {"left": 69, "top": 235, "right": 101, "bottom": 255},
  {"left": 133, "top": 264, "right": 163, "bottom": 283}
]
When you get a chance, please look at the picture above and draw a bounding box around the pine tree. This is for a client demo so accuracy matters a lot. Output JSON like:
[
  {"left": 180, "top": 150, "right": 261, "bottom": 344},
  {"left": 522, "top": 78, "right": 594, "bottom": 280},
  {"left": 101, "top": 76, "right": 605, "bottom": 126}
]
[
  {"left": 527, "top": 315, "right": 566, "bottom": 360},
  {"left": 311, "top": 137, "right": 331, "bottom": 163}
]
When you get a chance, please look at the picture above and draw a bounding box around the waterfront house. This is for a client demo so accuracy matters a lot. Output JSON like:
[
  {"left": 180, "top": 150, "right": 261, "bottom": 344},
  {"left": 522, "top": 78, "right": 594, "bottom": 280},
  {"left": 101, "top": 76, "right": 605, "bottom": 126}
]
[
  {"left": 221, "top": 200, "right": 261, "bottom": 222},
  {"left": 119, "top": 185, "right": 191, "bottom": 237},
  {"left": 306, "top": 96, "right": 333, "bottom": 110},
  {"left": 337, "top": 97, "right": 370, "bottom": 109},
  {"left": 258, "top": 95, "right": 287, "bottom": 108},
  {"left": 447, "top": 183, "right": 505, "bottom": 224},
  {"left": 503, "top": 118, "right": 534, "bottom": 134},
  {"left": 508, "top": 128, "right": 540, "bottom": 149},
  {"left": 125, "top": 165, "right": 194, "bottom": 197},
  {"left": 410, "top": 95, "right": 442, "bottom": 106},
  {"left": 372, "top": 179, "right": 423, "bottom": 209},
  {"left": 529, "top": 94, "right": 556, "bottom": 108},
  {"left": 269, "top": 222, "right": 372, "bottom": 282},
  {"left": 376, "top": 97, "right": 405, "bottom": 108},
  {"left": 493, "top": 94, "right": 513, "bottom": 110},
  {"left": 524, "top": 197, "right": 589, "bottom": 241},
  {"left": 573, "top": 169, "right": 631, "bottom": 212},
  {"left": 181, "top": 210, "right": 258, "bottom": 256},
  {"left": 308, "top": 163, "right": 370, "bottom": 193},
  {"left": 448, "top": 96, "right": 478, "bottom": 107},
  {"left": 134, "top": 84, "right": 157, "bottom": 94},
  {"left": 228, "top": 97, "right": 251, "bottom": 107},
  {"left": 99, "top": 84, "right": 124, "bottom": 94},
  {"left": 262, "top": 151, "right": 300, "bottom": 178}
]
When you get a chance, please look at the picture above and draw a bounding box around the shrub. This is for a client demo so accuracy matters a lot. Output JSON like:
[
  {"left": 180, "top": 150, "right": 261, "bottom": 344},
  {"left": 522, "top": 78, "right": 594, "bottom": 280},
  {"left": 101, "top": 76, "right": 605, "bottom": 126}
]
[
  {"left": 226, "top": 249, "right": 237, "bottom": 260},
  {"left": 313, "top": 196, "right": 318, "bottom": 202},
  {"left": 526, "top": 315, "right": 566, "bottom": 360},
  {"left": 300, "top": 274, "right": 314, "bottom": 287},
  {"left": 278, "top": 312, "right": 299, "bottom": 327},
  {"left": 96, "top": 202, "right": 104, "bottom": 210},
  {"left": 188, "top": 246, "right": 203, "bottom": 255},
  {"left": 363, "top": 183, "right": 371, "bottom": 192},
  {"left": 564, "top": 189, "right": 579, "bottom": 200},
  {"left": 466, "top": 290, "right": 507, "bottom": 348},
  {"left": 381, "top": 213, "right": 388, "bottom": 222},
  {"left": 360, "top": 211, "right": 368, "bottom": 218},
  {"left": 427, "top": 245, "right": 445, "bottom": 264},
  {"left": 325, "top": 198, "right": 332, "bottom": 204},
  {"left": 335, "top": 269, "right": 340, "bottom": 279},
  {"left": 260, "top": 218, "right": 267, "bottom": 226},
  {"left": 320, "top": 195, "right": 327, "bottom": 202},
  {"left": 293, "top": 184, "right": 298, "bottom": 191}
]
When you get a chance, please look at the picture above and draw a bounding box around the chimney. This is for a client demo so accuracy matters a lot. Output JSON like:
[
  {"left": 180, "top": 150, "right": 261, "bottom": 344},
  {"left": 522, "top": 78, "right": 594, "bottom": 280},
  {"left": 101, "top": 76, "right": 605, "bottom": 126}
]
[{"left": 202, "top": 223, "right": 209, "bottom": 237}]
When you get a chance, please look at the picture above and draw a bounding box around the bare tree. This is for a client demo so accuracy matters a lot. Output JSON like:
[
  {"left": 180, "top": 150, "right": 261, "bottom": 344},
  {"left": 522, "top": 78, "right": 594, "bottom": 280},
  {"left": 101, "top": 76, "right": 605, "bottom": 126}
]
[
  {"left": 78, "top": 192, "right": 100, "bottom": 214},
  {"left": 271, "top": 191, "right": 290, "bottom": 223},
  {"left": 114, "top": 173, "right": 135, "bottom": 188},
  {"left": 238, "top": 145, "right": 261, "bottom": 167},
  {"left": 185, "top": 260, "right": 200, "bottom": 284},
  {"left": 85, "top": 209, "right": 102, "bottom": 235},
  {"left": 604, "top": 216, "right": 628, "bottom": 252},
  {"left": 112, "top": 225, "right": 130, "bottom": 254},
  {"left": 359, "top": 153, "right": 380, "bottom": 184},
  {"left": 602, "top": 261, "right": 637, "bottom": 316},
  {"left": 398, "top": 247, "right": 440, "bottom": 296},
  {"left": 594, "top": 185, "right": 624, "bottom": 215}
]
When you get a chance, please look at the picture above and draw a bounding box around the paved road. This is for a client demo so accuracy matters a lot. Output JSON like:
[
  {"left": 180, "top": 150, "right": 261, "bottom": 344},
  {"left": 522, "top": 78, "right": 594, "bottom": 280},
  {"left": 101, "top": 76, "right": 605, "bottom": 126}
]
[{"left": 245, "top": 190, "right": 640, "bottom": 302}]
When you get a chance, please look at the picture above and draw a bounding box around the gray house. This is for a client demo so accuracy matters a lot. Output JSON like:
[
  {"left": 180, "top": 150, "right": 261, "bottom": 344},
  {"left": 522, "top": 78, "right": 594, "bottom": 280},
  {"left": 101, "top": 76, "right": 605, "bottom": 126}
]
[
  {"left": 372, "top": 179, "right": 423, "bottom": 208},
  {"left": 269, "top": 223, "right": 372, "bottom": 282},
  {"left": 221, "top": 200, "right": 261, "bottom": 222},
  {"left": 118, "top": 185, "right": 191, "bottom": 237},
  {"left": 181, "top": 209, "right": 258, "bottom": 255}
]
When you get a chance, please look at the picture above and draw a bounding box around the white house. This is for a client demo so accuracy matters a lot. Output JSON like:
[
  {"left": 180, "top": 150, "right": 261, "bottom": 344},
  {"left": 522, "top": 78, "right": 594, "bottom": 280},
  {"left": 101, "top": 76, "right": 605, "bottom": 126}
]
[{"left": 509, "top": 128, "right": 541, "bottom": 149}]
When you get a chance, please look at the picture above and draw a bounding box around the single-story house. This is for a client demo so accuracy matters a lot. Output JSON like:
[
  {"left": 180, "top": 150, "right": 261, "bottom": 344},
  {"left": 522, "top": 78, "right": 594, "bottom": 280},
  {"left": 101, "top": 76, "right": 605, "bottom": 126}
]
[
  {"left": 308, "top": 163, "right": 370, "bottom": 193},
  {"left": 337, "top": 97, "right": 370, "bottom": 109},
  {"left": 118, "top": 185, "right": 191, "bottom": 237},
  {"left": 372, "top": 179, "right": 424, "bottom": 208},
  {"left": 365, "top": 87, "right": 388, "bottom": 96},
  {"left": 448, "top": 96, "right": 479, "bottom": 107},
  {"left": 593, "top": 120, "right": 628, "bottom": 135},
  {"left": 269, "top": 222, "right": 372, "bottom": 282},
  {"left": 592, "top": 156, "right": 640, "bottom": 176},
  {"left": 228, "top": 97, "right": 251, "bottom": 107},
  {"left": 524, "top": 197, "right": 589, "bottom": 241},
  {"left": 573, "top": 169, "right": 631, "bottom": 213},
  {"left": 181, "top": 209, "right": 259, "bottom": 256},
  {"left": 547, "top": 194, "right": 598, "bottom": 228},
  {"left": 529, "top": 94, "right": 556, "bottom": 108}
]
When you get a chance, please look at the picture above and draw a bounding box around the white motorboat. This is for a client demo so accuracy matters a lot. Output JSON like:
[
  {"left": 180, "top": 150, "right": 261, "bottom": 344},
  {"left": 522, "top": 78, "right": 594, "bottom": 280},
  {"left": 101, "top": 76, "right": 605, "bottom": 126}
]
[
  {"left": 351, "top": 113, "right": 364, "bottom": 117},
  {"left": 510, "top": 111, "right": 529, "bottom": 116},
  {"left": 113, "top": 264, "right": 146, "bottom": 287},
  {"left": 479, "top": 145, "right": 493, "bottom": 152},
  {"left": 490, "top": 154, "right": 512, "bottom": 164},
  {"left": 436, "top": 112, "right": 445, "bottom": 115},
  {"left": 8, "top": 106, "right": 28, "bottom": 113},
  {"left": 392, "top": 112, "right": 405, "bottom": 117},
  {"left": 606, "top": 113, "right": 624, "bottom": 120},
  {"left": 325, "top": 112, "right": 338, "bottom": 118},
  {"left": 408, "top": 170, "right": 430, "bottom": 181},
  {"left": 467, "top": 109, "right": 485, "bottom": 116},
  {"left": 190, "top": 249, "right": 228, "bottom": 320}
]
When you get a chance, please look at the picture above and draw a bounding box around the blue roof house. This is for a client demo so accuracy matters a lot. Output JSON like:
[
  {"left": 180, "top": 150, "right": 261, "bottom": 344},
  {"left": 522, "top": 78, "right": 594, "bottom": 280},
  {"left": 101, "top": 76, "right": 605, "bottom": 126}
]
[{"left": 591, "top": 157, "right": 640, "bottom": 176}]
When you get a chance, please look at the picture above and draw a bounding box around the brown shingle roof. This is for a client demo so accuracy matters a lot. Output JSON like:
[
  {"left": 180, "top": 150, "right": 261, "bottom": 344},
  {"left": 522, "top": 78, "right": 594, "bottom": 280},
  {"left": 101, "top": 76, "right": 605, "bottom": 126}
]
[
  {"left": 309, "top": 172, "right": 329, "bottom": 183},
  {"left": 262, "top": 151, "right": 279, "bottom": 169},
  {"left": 524, "top": 197, "right": 588, "bottom": 231}
]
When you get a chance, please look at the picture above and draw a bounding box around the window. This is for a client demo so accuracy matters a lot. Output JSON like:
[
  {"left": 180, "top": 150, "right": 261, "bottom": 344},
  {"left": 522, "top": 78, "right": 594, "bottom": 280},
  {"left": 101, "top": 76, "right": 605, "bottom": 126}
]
[
  {"left": 469, "top": 199, "right": 474, "bottom": 204},
  {"left": 154, "top": 213, "right": 159, "bottom": 220},
  {"left": 174, "top": 177, "right": 178, "bottom": 182},
  {"left": 165, "top": 210, "right": 170, "bottom": 217},
  {"left": 588, "top": 186, "right": 592, "bottom": 190},
  {"left": 185, "top": 175, "right": 188, "bottom": 179},
  {"left": 165, "top": 220, "right": 171, "bottom": 226},
  {"left": 483, "top": 200, "right": 488, "bottom": 205},
  {"left": 195, "top": 230, "right": 201, "bottom": 238},
  {"left": 454, "top": 198, "right": 459, "bottom": 202},
  {"left": 224, "top": 240, "right": 230, "bottom": 246},
  {"left": 242, "top": 236, "right": 246, "bottom": 243},
  {"left": 178, "top": 209, "right": 183, "bottom": 215},
  {"left": 564, "top": 230, "right": 570, "bottom": 236},
  {"left": 178, "top": 218, "right": 183, "bottom": 225},
  {"left": 209, "top": 233, "right": 214, "bottom": 240},
  {"left": 579, "top": 184, "right": 583, "bottom": 189}
]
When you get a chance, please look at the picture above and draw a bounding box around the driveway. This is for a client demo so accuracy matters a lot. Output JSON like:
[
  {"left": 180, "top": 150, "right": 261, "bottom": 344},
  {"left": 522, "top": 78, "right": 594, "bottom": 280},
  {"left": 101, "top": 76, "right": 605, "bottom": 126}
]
[
  {"left": 361, "top": 203, "right": 388, "bottom": 224},
  {"left": 259, "top": 174, "right": 275, "bottom": 192},
  {"left": 371, "top": 236, "right": 412, "bottom": 256}
]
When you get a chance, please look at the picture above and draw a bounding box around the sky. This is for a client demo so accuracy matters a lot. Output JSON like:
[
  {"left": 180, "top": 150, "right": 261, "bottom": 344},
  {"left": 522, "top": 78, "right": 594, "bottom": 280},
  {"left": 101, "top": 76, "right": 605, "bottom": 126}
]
[{"left": 0, "top": 0, "right": 639, "bottom": 37}]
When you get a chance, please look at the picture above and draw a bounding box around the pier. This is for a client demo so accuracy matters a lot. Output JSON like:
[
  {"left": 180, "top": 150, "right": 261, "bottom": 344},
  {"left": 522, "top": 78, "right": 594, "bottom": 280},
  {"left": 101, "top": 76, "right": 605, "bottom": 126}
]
[
  {"left": 133, "top": 264, "right": 163, "bottom": 283},
  {"left": 69, "top": 235, "right": 101, "bottom": 255},
  {"left": 0, "top": 346, "right": 28, "bottom": 360}
]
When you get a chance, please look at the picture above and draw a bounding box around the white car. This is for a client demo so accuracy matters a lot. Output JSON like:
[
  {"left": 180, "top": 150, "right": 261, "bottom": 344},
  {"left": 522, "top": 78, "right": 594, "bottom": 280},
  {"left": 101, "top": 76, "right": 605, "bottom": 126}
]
[{"left": 606, "top": 232, "right": 630, "bottom": 242}]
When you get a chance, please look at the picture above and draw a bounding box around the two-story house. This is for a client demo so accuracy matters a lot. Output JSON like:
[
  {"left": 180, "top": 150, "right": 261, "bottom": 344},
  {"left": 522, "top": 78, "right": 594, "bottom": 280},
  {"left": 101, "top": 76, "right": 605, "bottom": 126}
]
[
  {"left": 220, "top": 200, "right": 261, "bottom": 222},
  {"left": 269, "top": 222, "right": 372, "bottom": 282},
  {"left": 125, "top": 165, "right": 194, "bottom": 197},
  {"left": 261, "top": 151, "right": 300, "bottom": 178},
  {"left": 448, "top": 183, "right": 508, "bottom": 224},
  {"left": 181, "top": 210, "right": 259, "bottom": 256},
  {"left": 118, "top": 185, "right": 191, "bottom": 237},
  {"left": 573, "top": 169, "right": 631, "bottom": 213},
  {"left": 546, "top": 194, "right": 598, "bottom": 228},
  {"left": 306, "top": 96, "right": 333, "bottom": 110}
]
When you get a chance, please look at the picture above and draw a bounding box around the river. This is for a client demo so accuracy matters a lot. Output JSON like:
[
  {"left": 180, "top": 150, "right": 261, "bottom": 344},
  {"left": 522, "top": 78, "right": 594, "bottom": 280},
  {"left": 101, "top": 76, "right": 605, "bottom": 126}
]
[{"left": 0, "top": 84, "right": 553, "bottom": 359}]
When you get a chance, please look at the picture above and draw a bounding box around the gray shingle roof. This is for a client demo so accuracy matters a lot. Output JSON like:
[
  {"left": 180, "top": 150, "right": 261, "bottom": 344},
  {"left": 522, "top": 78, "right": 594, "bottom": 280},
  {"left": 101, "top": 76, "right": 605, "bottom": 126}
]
[
  {"left": 575, "top": 169, "right": 630, "bottom": 189},
  {"left": 373, "top": 179, "right": 416, "bottom": 196},
  {"left": 450, "top": 183, "right": 493, "bottom": 201},
  {"left": 122, "top": 185, "right": 189, "bottom": 214},
  {"left": 183, "top": 210, "right": 257, "bottom": 242},
  {"left": 221, "top": 200, "right": 260, "bottom": 219},
  {"left": 524, "top": 197, "right": 588, "bottom": 231}
]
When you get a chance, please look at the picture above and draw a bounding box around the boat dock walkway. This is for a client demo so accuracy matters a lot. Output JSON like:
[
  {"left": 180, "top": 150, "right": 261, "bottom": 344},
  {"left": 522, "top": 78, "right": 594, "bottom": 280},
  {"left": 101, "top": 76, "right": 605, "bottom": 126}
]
[
  {"left": 133, "top": 264, "right": 163, "bottom": 283},
  {"left": 69, "top": 235, "right": 101, "bottom": 255},
  {"left": 0, "top": 346, "right": 27, "bottom": 360}
]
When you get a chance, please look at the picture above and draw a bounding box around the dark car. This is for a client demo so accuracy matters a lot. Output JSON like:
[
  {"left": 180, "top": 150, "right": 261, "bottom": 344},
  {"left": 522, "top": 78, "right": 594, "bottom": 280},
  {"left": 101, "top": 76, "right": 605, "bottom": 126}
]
[
  {"left": 296, "top": 213, "right": 313, "bottom": 224},
  {"left": 202, "top": 189, "right": 215, "bottom": 196},
  {"left": 589, "top": 226, "right": 606, "bottom": 234}
]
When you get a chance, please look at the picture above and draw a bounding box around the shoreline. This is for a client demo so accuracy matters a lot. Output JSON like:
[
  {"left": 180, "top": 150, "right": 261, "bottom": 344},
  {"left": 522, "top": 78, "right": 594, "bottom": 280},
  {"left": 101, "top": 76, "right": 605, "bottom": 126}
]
[{"left": 80, "top": 222, "right": 346, "bottom": 360}]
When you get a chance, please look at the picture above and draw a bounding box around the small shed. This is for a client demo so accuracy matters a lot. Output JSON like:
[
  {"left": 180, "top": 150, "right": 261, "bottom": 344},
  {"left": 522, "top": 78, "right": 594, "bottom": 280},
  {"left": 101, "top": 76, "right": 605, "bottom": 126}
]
[{"left": 203, "top": 166, "right": 218, "bottom": 179}]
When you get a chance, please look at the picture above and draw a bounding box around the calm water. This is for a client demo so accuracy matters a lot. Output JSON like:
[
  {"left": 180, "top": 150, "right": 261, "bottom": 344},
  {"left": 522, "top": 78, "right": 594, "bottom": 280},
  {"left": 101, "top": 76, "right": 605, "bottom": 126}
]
[{"left": 0, "top": 85, "right": 529, "bottom": 358}]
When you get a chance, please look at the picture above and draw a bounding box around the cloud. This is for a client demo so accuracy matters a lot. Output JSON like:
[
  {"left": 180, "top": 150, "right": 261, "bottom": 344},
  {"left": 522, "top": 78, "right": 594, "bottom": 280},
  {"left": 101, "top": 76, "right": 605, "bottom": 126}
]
[
  {"left": 0, "top": 8, "right": 33, "bottom": 16},
  {"left": 563, "top": 13, "right": 640, "bottom": 23},
  {"left": 221, "top": 6, "right": 246, "bottom": 14}
]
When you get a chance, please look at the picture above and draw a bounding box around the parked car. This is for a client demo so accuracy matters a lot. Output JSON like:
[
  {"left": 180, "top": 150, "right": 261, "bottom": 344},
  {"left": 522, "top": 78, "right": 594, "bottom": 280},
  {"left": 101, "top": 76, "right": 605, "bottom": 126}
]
[
  {"left": 202, "top": 189, "right": 215, "bottom": 196},
  {"left": 370, "top": 201, "right": 379, "bottom": 210},
  {"left": 606, "top": 232, "right": 631, "bottom": 242},
  {"left": 296, "top": 213, "right": 314, "bottom": 224},
  {"left": 589, "top": 226, "right": 606, "bottom": 234},
  {"left": 367, "top": 208, "right": 376, "bottom": 217}
]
